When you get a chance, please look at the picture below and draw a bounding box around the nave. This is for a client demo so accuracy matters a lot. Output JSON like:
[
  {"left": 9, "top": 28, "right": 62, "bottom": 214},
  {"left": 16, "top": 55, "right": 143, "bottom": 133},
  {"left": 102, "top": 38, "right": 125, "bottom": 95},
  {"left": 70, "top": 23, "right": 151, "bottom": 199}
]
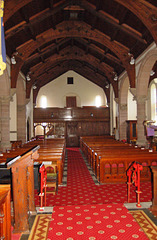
[{"left": 16, "top": 148, "right": 157, "bottom": 240}]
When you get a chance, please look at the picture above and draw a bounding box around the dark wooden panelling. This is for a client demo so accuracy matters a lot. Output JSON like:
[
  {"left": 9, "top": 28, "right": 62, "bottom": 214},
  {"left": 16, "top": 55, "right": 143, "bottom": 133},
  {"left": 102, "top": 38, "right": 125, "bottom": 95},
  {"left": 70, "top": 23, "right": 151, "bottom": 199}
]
[
  {"left": 34, "top": 106, "right": 110, "bottom": 122},
  {"left": 34, "top": 107, "right": 110, "bottom": 147}
]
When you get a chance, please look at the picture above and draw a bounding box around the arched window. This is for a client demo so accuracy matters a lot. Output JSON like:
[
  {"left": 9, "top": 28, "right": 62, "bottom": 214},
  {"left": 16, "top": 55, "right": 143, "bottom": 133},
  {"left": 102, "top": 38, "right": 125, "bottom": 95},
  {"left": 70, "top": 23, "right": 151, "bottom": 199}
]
[
  {"left": 95, "top": 95, "right": 101, "bottom": 107},
  {"left": 40, "top": 95, "right": 47, "bottom": 108},
  {"left": 151, "top": 81, "right": 157, "bottom": 122}
]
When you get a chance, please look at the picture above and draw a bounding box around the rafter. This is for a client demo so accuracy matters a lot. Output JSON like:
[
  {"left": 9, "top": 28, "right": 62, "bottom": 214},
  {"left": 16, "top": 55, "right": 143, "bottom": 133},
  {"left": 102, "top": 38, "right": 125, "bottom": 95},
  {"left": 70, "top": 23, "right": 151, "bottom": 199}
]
[
  {"left": 80, "top": 0, "right": 147, "bottom": 44},
  {"left": 5, "top": 0, "right": 69, "bottom": 39},
  {"left": 29, "top": 46, "right": 114, "bottom": 79},
  {"left": 115, "top": 0, "right": 157, "bottom": 44}
]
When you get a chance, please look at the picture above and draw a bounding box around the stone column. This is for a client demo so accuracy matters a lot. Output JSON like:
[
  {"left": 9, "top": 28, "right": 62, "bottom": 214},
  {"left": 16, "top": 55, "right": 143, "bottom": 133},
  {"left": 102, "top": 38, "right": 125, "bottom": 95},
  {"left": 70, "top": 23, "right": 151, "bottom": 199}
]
[
  {"left": 17, "top": 104, "right": 26, "bottom": 143},
  {"left": 136, "top": 95, "right": 147, "bottom": 146},
  {"left": 119, "top": 103, "right": 127, "bottom": 141},
  {"left": 0, "top": 96, "right": 11, "bottom": 151}
]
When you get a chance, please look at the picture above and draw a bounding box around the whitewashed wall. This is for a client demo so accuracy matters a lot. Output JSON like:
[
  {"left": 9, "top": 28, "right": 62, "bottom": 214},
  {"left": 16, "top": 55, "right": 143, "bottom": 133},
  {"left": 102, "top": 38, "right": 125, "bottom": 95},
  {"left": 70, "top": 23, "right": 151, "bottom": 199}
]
[
  {"left": 127, "top": 90, "right": 137, "bottom": 120},
  {"left": 36, "top": 70, "right": 107, "bottom": 108}
]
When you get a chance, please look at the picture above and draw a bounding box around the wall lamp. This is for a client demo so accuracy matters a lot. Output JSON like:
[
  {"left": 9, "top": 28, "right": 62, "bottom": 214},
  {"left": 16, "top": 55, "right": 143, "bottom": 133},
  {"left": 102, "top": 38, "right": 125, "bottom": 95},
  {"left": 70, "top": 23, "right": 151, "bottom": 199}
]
[
  {"left": 11, "top": 56, "right": 16, "bottom": 64},
  {"left": 26, "top": 74, "right": 31, "bottom": 81},
  {"left": 130, "top": 56, "right": 135, "bottom": 65},
  {"left": 114, "top": 73, "right": 118, "bottom": 81},
  {"left": 150, "top": 70, "right": 155, "bottom": 76},
  {"left": 11, "top": 51, "right": 18, "bottom": 65}
]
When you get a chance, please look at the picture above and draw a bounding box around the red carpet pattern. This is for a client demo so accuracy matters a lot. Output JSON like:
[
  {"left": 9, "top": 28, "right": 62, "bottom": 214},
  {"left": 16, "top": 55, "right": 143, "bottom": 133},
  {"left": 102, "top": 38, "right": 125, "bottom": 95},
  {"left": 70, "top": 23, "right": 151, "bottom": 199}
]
[
  {"left": 33, "top": 148, "right": 153, "bottom": 240},
  {"left": 47, "top": 203, "right": 149, "bottom": 240},
  {"left": 35, "top": 148, "right": 152, "bottom": 207}
]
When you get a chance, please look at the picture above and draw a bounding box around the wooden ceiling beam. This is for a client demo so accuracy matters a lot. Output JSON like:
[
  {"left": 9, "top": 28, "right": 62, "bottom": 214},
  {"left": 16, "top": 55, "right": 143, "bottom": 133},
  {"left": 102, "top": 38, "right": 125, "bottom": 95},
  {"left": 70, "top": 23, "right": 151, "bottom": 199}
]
[
  {"left": 4, "top": 0, "right": 32, "bottom": 23},
  {"left": 25, "top": 38, "right": 68, "bottom": 63},
  {"left": 16, "top": 20, "right": 130, "bottom": 63},
  {"left": 5, "top": 0, "right": 69, "bottom": 39},
  {"left": 12, "top": 20, "right": 135, "bottom": 89},
  {"left": 114, "top": 0, "right": 157, "bottom": 44},
  {"left": 80, "top": 0, "right": 147, "bottom": 44},
  {"left": 29, "top": 45, "right": 114, "bottom": 79},
  {"left": 75, "top": 37, "right": 122, "bottom": 68}
]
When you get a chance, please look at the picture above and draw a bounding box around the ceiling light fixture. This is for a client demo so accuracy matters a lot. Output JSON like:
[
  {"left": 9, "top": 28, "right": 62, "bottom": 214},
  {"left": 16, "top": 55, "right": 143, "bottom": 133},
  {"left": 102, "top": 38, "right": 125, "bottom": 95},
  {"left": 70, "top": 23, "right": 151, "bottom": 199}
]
[
  {"left": 150, "top": 70, "right": 155, "bottom": 76},
  {"left": 33, "top": 85, "right": 37, "bottom": 90},
  {"left": 26, "top": 74, "right": 31, "bottom": 81},
  {"left": 11, "top": 56, "right": 16, "bottom": 64},
  {"left": 130, "top": 56, "right": 135, "bottom": 65},
  {"left": 114, "top": 73, "right": 118, "bottom": 81},
  {"left": 105, "top": 84, "right": 109, "bottom": 88}
]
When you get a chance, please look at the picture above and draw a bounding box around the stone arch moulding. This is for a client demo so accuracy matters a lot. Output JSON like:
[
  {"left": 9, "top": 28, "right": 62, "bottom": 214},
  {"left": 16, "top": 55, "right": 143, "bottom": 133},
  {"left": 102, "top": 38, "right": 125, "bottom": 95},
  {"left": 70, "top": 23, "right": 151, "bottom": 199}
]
[{"left": 137, "top": 48, "right": 157, "bottom": 97}]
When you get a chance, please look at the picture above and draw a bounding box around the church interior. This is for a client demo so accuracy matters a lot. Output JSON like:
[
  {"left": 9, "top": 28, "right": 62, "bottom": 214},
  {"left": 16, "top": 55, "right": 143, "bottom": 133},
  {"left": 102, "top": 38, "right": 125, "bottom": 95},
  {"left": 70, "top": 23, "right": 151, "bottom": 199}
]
[{"left": 0, "top": 0, "right": 157, "bottom": 239}]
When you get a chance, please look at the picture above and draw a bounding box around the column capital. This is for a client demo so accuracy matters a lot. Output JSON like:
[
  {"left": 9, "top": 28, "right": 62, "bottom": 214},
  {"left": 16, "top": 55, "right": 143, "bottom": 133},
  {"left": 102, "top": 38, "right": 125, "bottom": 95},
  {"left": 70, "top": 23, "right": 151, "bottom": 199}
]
[
  {"left": 135, "top": 95, "right": 147, "bottom": 103},
  {"left": 17, "top": 104, "right": 26, "bottom": 111},
  {"left": 114, "top": 98, "right": 119, "bottom": 104},
  {"left": 120, "top": 103, "right": 127, "bottom": 111},
  {"left": 0, "top": 96, "right": 11, "bottom": 103}
]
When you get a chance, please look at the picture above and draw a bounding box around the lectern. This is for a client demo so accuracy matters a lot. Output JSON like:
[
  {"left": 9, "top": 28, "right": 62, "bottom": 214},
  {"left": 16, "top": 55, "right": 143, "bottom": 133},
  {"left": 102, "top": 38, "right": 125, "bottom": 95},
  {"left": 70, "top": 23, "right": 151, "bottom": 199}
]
[{"left": 7, "top": 145, "right": 40, "bottom": 233}]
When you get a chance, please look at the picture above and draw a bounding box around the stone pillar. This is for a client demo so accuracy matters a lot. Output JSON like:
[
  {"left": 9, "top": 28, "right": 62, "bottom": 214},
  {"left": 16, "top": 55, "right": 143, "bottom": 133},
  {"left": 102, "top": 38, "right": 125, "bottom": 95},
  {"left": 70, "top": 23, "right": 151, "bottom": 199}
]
[
  {"left": 17, "top": 104, "right": 26, "bottom": 143},
  {"left": 0, "top": 96, "right": 11, "bottom": 151},
  {"left": 119, "top": 103, "right": 127, "bottom": 141},
  {"left": 136, "top": 95, "right": 147, "bottom": 146}
]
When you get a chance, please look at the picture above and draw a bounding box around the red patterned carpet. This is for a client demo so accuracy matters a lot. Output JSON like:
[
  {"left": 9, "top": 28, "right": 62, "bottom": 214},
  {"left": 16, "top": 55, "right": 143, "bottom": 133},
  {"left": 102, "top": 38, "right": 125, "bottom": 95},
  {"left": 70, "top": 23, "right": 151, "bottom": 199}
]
[
  {"left": 12, "top": 148, "right": 155, "bottom": 240},
  {"left": 35, "top": 148, "right": 152, "bottom": 207},
  {"left": 44, "top": 148, "right": 152, "bottom": 239},
  {"left": 47, "top": 203, "right": 149, "bottom": 240}
]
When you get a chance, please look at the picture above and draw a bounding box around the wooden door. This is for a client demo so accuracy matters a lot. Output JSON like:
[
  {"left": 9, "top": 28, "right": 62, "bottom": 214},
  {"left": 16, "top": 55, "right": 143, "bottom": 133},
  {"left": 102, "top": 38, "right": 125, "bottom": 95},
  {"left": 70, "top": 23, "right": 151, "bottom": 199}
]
[
  {"left": 66, "top": 96, "right": 76, "bottom": 107},
  {"left": 66, "top": 122, "right": 79, "bottom": 147}
]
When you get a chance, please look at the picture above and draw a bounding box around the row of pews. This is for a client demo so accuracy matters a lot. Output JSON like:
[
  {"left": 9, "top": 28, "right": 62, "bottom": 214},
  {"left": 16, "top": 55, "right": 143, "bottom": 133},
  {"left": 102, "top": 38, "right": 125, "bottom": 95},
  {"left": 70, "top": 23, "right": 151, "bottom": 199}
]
[
  {"left": 80, "top": 135, "right": 157, "bottom": 184},
  {"left": 0, "top": 138, "right": 65, "bottom": 237}
]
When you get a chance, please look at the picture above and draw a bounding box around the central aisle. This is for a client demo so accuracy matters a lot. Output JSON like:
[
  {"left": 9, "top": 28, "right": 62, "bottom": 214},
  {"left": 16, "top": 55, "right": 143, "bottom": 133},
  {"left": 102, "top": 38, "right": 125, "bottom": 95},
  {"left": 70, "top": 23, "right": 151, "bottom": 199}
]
[
  {"left": 46, "top": 148, "right": 149, "bottom": 240},
  {"left": 35, "top": 148, "right": 151, "bottom": 206}
]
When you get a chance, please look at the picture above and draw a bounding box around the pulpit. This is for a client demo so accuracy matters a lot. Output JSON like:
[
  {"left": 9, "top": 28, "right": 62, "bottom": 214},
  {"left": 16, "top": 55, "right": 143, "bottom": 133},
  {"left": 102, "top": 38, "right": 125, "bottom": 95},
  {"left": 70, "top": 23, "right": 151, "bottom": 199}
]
[{"left": 7, "top": 145, "right": 40, "bottom": 233}]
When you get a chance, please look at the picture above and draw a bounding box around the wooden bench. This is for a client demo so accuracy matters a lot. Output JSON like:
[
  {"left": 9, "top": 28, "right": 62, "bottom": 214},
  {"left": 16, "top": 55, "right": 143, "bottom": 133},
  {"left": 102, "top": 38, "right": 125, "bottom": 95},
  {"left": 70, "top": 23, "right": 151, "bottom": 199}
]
[
  {"left": 80, "top": 136, "right": 157, "bottom": 184},
  {"left": 0, "top": 185, "right": 11, "bottom": 240}
]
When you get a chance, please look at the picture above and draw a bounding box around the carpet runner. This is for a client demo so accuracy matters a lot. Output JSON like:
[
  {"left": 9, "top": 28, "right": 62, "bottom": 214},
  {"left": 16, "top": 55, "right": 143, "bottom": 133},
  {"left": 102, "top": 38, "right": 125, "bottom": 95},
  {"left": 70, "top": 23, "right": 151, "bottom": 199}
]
[
  {"left": 44, "top": 148, "right": 153, "bottom": 239},
  {"left": 47, "top": 203, "right": 149, "bottom": 240},
  {"left": 35, "top": 148, "right": 152, "bottom": 207}
]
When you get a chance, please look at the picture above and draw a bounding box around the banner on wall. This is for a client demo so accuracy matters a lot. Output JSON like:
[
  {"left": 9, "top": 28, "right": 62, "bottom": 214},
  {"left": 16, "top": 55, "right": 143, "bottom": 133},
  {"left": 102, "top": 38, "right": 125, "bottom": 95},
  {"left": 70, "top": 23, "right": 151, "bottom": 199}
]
[{"left": 0, "top": 0, "right": 6, "bottom": 75}]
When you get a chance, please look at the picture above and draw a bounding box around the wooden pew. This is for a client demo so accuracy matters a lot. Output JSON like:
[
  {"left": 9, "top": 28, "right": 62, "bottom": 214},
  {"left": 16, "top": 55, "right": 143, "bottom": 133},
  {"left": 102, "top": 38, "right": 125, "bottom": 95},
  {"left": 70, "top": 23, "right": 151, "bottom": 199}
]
[
  {"left": 80, "top": 136, "right": 157, "bottom": 184},
  {"left": 0, "top": 184, "right": 11, "bottom": 240},
  {"left": 150, "top": 166, "right": 157, "bottom": 214},
  {"left": 0, "top": 138, "right": 65, "bottom": 233}
]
